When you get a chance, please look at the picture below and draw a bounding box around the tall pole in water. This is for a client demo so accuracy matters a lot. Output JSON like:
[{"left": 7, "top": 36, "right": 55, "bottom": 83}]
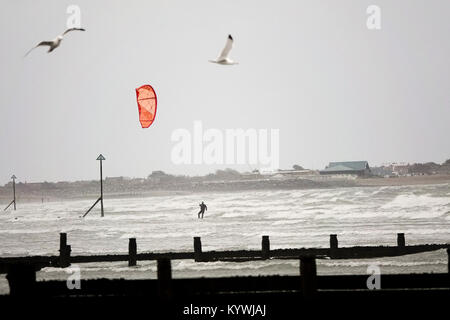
[
  {"left": 12, "top": 175, "right": 16, "bottom": 210},
  {"left": 98, "top": 155, "right": 104, "bottom": 217},
  {"left": 83, "top": 154, "right": 105, "bottom": 218},
  {"left": 4, "top": 175, "right": 17, "bottom": 211}
]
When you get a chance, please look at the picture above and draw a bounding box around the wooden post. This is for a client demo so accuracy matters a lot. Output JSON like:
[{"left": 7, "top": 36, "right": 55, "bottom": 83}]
[
  {"left": 300, "top": 256, "right": 317, "bottom": 298},
  {"left": 60, "top": 232, "right": 67, "bottom": 250},
  {"left": 262, "top": 235, "right": 270, "bottom": 259},
  {"left": 59, "top": 233, "right": 71, "bottom": 268},
  {"left": 330, "top": 234, "right": 338, "bottom": 249},
  {"left": 128, "top": 238, "right": 137, "bottom": 266},
  {"left": 6, "top": 264, "right": 36, "bottom": 296},
  {"left": 397, "top": 233, "right": 405, "bottom": 247},
  {"left": 194, "top": 237, "right": 202, "bottom": 262},
  {"left": 157, "top": 259, "right": 172, "bottom": 300}
]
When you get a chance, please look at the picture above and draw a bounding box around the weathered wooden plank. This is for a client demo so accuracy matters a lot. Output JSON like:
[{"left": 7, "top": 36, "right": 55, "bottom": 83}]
[{"left": 0, "top": 244, "right": 448, "bottom": 273}]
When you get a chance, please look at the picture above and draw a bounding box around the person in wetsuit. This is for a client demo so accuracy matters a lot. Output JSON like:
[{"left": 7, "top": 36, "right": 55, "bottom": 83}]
[{"left": 198, "top": 201, "right": 207, "bottom": 219}]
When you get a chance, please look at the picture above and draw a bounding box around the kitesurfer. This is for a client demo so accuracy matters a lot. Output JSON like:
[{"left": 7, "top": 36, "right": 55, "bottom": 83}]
[{"left": 198, "top": 201, "right": 207, "bottom": 219}]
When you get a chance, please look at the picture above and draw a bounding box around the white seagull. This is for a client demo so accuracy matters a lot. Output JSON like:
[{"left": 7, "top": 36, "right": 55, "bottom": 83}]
[
  {"left": 209, "top": 34, "right": 238, "bottom": 65},
  {"left": 24, "top": 28, "right": 85, "bottom": 57}
]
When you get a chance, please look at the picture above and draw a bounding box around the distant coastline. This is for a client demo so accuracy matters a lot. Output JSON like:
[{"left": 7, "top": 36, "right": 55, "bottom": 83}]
[
  {"left": 1, "top": 172, "right": 449, "bottom": 203},
  {"left": 2, "top": 160, "right": 449, "bottom": 202}
]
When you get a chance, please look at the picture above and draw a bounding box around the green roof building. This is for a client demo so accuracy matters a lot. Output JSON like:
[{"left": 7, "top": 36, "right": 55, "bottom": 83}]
[{"left": 320, "top": 161, "right": 371, "bottom": 176}]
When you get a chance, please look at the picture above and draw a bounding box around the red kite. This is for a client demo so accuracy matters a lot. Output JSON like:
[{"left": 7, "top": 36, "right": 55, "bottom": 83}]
[{"left": 135, "top": 84, "right": 157, "bottom": 128}]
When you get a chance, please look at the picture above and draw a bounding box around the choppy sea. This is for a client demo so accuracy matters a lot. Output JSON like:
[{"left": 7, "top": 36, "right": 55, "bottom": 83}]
[{"left": 0, "top": 183, "right": 449, "bottom": 294}]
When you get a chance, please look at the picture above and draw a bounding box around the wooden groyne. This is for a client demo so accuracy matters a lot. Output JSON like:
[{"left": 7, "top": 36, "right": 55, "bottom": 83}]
[
  {"left": 0, "top": 233, "right": 448, "bottom": 316},
  {"left": 0, "top": 233, "right": 447, "bottom": 273}
]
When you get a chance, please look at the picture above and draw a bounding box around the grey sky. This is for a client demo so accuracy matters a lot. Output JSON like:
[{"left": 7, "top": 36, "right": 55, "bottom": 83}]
[{"left": 0, "top": 0, "right": 449, "bottom": 184}]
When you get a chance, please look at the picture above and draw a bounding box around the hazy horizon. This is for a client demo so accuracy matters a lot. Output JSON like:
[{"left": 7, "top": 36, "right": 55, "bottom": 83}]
[
  {"left": 1, "top": 0, "right": 449, "bottom": 185},
  {"left": 1, "top": 157, "right": 449, "bottom": 185}
]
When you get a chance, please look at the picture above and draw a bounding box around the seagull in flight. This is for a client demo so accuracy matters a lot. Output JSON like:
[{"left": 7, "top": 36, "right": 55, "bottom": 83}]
[
  {"left": 24, "top": 28, "right": 85, "bottom": 57},
  {"left": 209, "top": 34, "right": 238, "bottom": 65}
]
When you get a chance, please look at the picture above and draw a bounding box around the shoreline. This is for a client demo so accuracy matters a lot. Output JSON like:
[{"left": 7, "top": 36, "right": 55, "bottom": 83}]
[
  {"left": 1, "top": 174, "right": 449, "bottom": 203},
  {"left": 354, "top": 174, "right": 450, "bottom": 187}
]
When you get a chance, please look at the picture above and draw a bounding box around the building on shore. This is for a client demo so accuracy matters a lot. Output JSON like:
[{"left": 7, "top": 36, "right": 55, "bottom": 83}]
[{"left": 320, "top": 161, "right": 371, "bottom": 176}]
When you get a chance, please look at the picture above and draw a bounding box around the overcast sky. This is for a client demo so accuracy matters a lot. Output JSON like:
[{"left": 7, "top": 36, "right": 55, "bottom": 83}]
[{"left": 0, "top": 0, "right": 449, "bottom": 184}]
